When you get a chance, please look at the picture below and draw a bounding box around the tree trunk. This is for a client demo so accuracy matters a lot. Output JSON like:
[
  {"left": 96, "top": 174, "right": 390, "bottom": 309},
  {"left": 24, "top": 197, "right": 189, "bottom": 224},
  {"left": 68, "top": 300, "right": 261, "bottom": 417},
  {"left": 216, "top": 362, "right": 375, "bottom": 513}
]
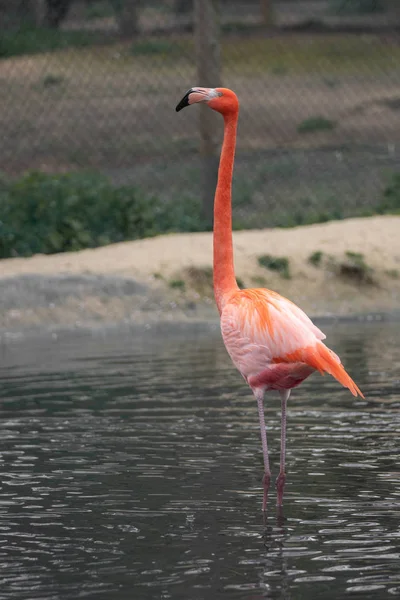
[
  {"left": 194, "top": 0, "right": 222, "bottom": 228},
  {"left": 260, "top": 0, "right": 274, "bottom": 27}
]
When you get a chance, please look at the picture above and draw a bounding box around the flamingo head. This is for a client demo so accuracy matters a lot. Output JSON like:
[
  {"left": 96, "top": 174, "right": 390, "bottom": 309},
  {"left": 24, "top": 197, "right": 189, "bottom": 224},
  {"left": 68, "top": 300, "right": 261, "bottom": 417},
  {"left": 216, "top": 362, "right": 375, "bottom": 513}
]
[{"left": 176, "top": 87, "right": 239, "bottom": 116}]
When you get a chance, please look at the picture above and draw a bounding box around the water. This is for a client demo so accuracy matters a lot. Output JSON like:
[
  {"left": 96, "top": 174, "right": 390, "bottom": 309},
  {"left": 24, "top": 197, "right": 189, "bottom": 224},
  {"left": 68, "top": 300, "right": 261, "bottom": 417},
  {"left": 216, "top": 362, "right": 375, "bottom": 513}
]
[{"left": 0, "top": 319, "right": 399, "bottom": 600}]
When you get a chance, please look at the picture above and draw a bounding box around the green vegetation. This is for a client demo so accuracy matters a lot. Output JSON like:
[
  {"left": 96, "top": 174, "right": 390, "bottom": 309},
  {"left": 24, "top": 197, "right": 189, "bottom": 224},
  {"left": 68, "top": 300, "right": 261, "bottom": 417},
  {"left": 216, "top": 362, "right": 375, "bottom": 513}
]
[
  {"left": 0, "top": 28, "right": 99, "bottom": 59},
  {"left": 232, "top": 167, "right": 400, "bottom": 227},
  {"left": 297, "top": 117, "right": 337, "bottom": 134},
  {"left": 308, "top": 250, "right": 324, "bottom": 267},
  {"left": 307, "top": 249, "right": 376, "bottom": 285},
  {"left": 258, "top": 255, "right": 291, "bottom": 279},
  {"left": 169, "top": 279, "right": 185, "bottom": 290},
  {"left": 271, "top": 193, "right": 345, "bottom": 229},
  {"left": 345, "top": 250, "right": 364, "bottom": 261},
  {"left": 0, "top": 171, "right": 206, "bottom": 259},
  {"left": 42, "top": 74, "right": 65, "bottom": 88},
  {"left": 338, "top": 251, "right": 374, "bottom": 284},
  {"left": 385, "top": 269, "right": 399, "bottom": 279},
  {"left": 377, "top": 174, "right": 400, "bottom": 214},
  {"left": 1, "top": 170, "right": 400, "bottom": 261}
]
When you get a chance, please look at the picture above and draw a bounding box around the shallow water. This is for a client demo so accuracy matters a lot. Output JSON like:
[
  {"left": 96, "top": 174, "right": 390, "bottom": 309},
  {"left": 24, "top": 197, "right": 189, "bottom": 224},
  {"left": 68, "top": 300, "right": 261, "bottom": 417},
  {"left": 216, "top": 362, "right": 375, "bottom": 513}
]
[{"left": 0, "top": 319, "right": 399, "bottom": 600}]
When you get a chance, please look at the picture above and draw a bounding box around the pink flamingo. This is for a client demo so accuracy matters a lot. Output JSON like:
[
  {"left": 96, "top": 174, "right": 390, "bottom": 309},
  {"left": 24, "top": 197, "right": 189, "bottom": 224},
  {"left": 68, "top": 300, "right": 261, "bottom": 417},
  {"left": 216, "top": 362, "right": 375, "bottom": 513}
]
[{"left": 176, "top": 87, "right": 363, "bottom": 510}]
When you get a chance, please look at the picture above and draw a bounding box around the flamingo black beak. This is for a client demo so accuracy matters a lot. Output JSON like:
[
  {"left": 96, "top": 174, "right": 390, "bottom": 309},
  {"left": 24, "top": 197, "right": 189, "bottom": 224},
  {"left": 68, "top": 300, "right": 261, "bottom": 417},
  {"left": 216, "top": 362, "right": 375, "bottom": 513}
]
[
  {"left": 176, "top": 87, "right": 217, "bottom": 112},
  {"left": 175, "top": 89, "right": 192, "bottom": 112}
]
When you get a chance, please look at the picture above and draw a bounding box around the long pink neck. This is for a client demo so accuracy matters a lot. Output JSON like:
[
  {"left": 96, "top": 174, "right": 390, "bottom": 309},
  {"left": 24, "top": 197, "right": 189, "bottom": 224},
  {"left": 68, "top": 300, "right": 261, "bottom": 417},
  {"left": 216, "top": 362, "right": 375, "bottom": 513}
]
[{"left": 213, "top": 111, "right": 239, "bottom": 314}]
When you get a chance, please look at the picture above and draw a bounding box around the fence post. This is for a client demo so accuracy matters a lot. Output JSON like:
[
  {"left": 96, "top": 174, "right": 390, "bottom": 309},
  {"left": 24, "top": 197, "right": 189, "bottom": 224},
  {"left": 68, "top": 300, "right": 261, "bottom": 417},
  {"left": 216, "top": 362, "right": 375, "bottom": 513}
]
[{"left": 194, "top": 0, "right": 222, "bottom": 228}]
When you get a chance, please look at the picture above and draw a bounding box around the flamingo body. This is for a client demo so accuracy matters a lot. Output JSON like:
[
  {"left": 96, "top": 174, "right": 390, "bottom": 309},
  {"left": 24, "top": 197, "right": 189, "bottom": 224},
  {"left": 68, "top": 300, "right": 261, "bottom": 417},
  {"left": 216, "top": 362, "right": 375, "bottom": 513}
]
[{"left": 220, "top": 287, "right": 362, "bottom": 396}]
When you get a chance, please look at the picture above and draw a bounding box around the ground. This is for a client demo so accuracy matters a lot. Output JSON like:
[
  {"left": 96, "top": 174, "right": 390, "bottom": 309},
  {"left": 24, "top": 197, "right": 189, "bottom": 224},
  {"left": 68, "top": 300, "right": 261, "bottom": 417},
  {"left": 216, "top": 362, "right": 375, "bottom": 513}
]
[
  {"left": 1, "top": 8, "right": 400, "bottom": 333},
  {"left": 1, "top": 215, "right": 399, "bottom": 333}
]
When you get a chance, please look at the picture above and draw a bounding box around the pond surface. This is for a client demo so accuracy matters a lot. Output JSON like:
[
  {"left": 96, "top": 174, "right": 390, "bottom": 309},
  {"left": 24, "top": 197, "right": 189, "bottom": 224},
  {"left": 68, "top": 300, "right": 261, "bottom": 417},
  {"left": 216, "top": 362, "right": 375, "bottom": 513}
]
[{"left": 0, "top": 319, "right": 399, "bottom": 600}]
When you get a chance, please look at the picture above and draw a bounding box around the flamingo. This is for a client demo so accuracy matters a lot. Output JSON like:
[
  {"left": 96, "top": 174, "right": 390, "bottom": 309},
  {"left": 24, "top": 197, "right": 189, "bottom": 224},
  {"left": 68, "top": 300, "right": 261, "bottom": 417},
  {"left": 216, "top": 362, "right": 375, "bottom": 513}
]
[{"left": 176, "top": 87, "right": 364, "bottom": 510}]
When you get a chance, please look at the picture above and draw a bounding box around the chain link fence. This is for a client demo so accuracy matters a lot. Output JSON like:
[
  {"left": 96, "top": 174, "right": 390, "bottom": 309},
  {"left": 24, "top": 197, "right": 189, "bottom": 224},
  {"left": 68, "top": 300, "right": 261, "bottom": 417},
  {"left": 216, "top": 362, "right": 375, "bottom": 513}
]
[{"left": 1, "top": 0, "right": 400, "bottom": 230}]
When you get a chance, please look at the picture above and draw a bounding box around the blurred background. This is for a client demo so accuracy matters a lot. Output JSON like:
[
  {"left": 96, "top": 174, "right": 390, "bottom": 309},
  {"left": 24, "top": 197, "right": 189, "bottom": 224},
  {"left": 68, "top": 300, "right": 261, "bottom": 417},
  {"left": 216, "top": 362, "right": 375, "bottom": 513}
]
[{"left": 1, "top": 0, "right": 400, "bottom": 258}]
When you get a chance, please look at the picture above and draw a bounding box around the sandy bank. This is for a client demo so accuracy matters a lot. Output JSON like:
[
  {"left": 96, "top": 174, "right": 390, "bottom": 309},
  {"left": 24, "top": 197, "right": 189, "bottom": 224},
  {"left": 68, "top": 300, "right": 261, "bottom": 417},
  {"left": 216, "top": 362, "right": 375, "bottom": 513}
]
[{"left": 0, "top": 216, "right": 399, "bottom": 332}]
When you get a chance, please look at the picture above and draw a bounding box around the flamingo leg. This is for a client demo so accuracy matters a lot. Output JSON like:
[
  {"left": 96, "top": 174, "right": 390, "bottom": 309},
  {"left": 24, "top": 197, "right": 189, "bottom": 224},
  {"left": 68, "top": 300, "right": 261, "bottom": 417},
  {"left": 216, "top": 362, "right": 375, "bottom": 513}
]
[
  {"left": 256, "top": 391, "right": 271, "bottom": 512},
  {"left": 276, "top": 389, "right": 290, "bottom": 506}
]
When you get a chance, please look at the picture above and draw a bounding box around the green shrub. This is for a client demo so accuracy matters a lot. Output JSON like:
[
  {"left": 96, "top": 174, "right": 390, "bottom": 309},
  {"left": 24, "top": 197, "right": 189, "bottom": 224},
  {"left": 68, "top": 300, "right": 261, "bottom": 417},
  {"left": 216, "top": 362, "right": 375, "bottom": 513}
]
[
  {"left": 0, "top": 171, "right": 205, "bottom": 259},
  {"left": 338, "top": 251, "right": 374, "bottom": 284},
  {"left": 0, "top": 28, "right": 98, "bottom": 59},
  {"left": 308, "top": 250, "right": 324, "bottom": 267},
  {"left": 297, "top": 116, "right": 337, "bottom": 134},
  {"left": 378, "top": 174, "right": 400, "bottom": 214},
  {"left": 258, "top": 254, "right": 291, "bottom": 279},
  {"left": 169, "top": 279, "right": 185, "bottom": 290},
  {"left": 42, "top": 74, "right": 65, "bottom": 88}
]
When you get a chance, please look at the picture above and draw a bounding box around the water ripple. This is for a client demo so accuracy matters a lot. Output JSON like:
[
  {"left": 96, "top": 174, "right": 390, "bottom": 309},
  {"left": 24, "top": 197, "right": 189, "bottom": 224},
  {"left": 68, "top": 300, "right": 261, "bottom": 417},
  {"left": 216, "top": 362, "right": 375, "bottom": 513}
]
[{"left": 0, "top": 321, "right": 398, "bottom": 599}]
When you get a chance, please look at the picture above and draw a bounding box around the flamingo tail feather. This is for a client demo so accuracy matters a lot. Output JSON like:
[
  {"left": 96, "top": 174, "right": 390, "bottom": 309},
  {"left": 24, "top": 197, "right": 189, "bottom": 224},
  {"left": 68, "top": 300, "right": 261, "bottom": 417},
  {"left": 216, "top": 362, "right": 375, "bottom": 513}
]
[{"left": 303, "top": 343, "right": 364, "bottom": 398}]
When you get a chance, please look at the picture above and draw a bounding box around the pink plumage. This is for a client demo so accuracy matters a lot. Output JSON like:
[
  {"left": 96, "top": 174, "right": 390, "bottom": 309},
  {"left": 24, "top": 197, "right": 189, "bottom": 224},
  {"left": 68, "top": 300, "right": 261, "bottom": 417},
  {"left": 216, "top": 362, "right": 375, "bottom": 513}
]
[{"left": 221, "top": 287, "right": 363, "bottom": 396}]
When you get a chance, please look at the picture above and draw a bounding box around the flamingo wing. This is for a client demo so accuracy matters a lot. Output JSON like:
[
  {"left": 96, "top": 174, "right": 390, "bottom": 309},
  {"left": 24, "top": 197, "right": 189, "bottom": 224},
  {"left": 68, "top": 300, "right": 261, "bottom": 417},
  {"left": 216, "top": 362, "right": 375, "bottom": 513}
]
[{"left": 221, "top": 288, "right": 363, "bottom": 397}]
